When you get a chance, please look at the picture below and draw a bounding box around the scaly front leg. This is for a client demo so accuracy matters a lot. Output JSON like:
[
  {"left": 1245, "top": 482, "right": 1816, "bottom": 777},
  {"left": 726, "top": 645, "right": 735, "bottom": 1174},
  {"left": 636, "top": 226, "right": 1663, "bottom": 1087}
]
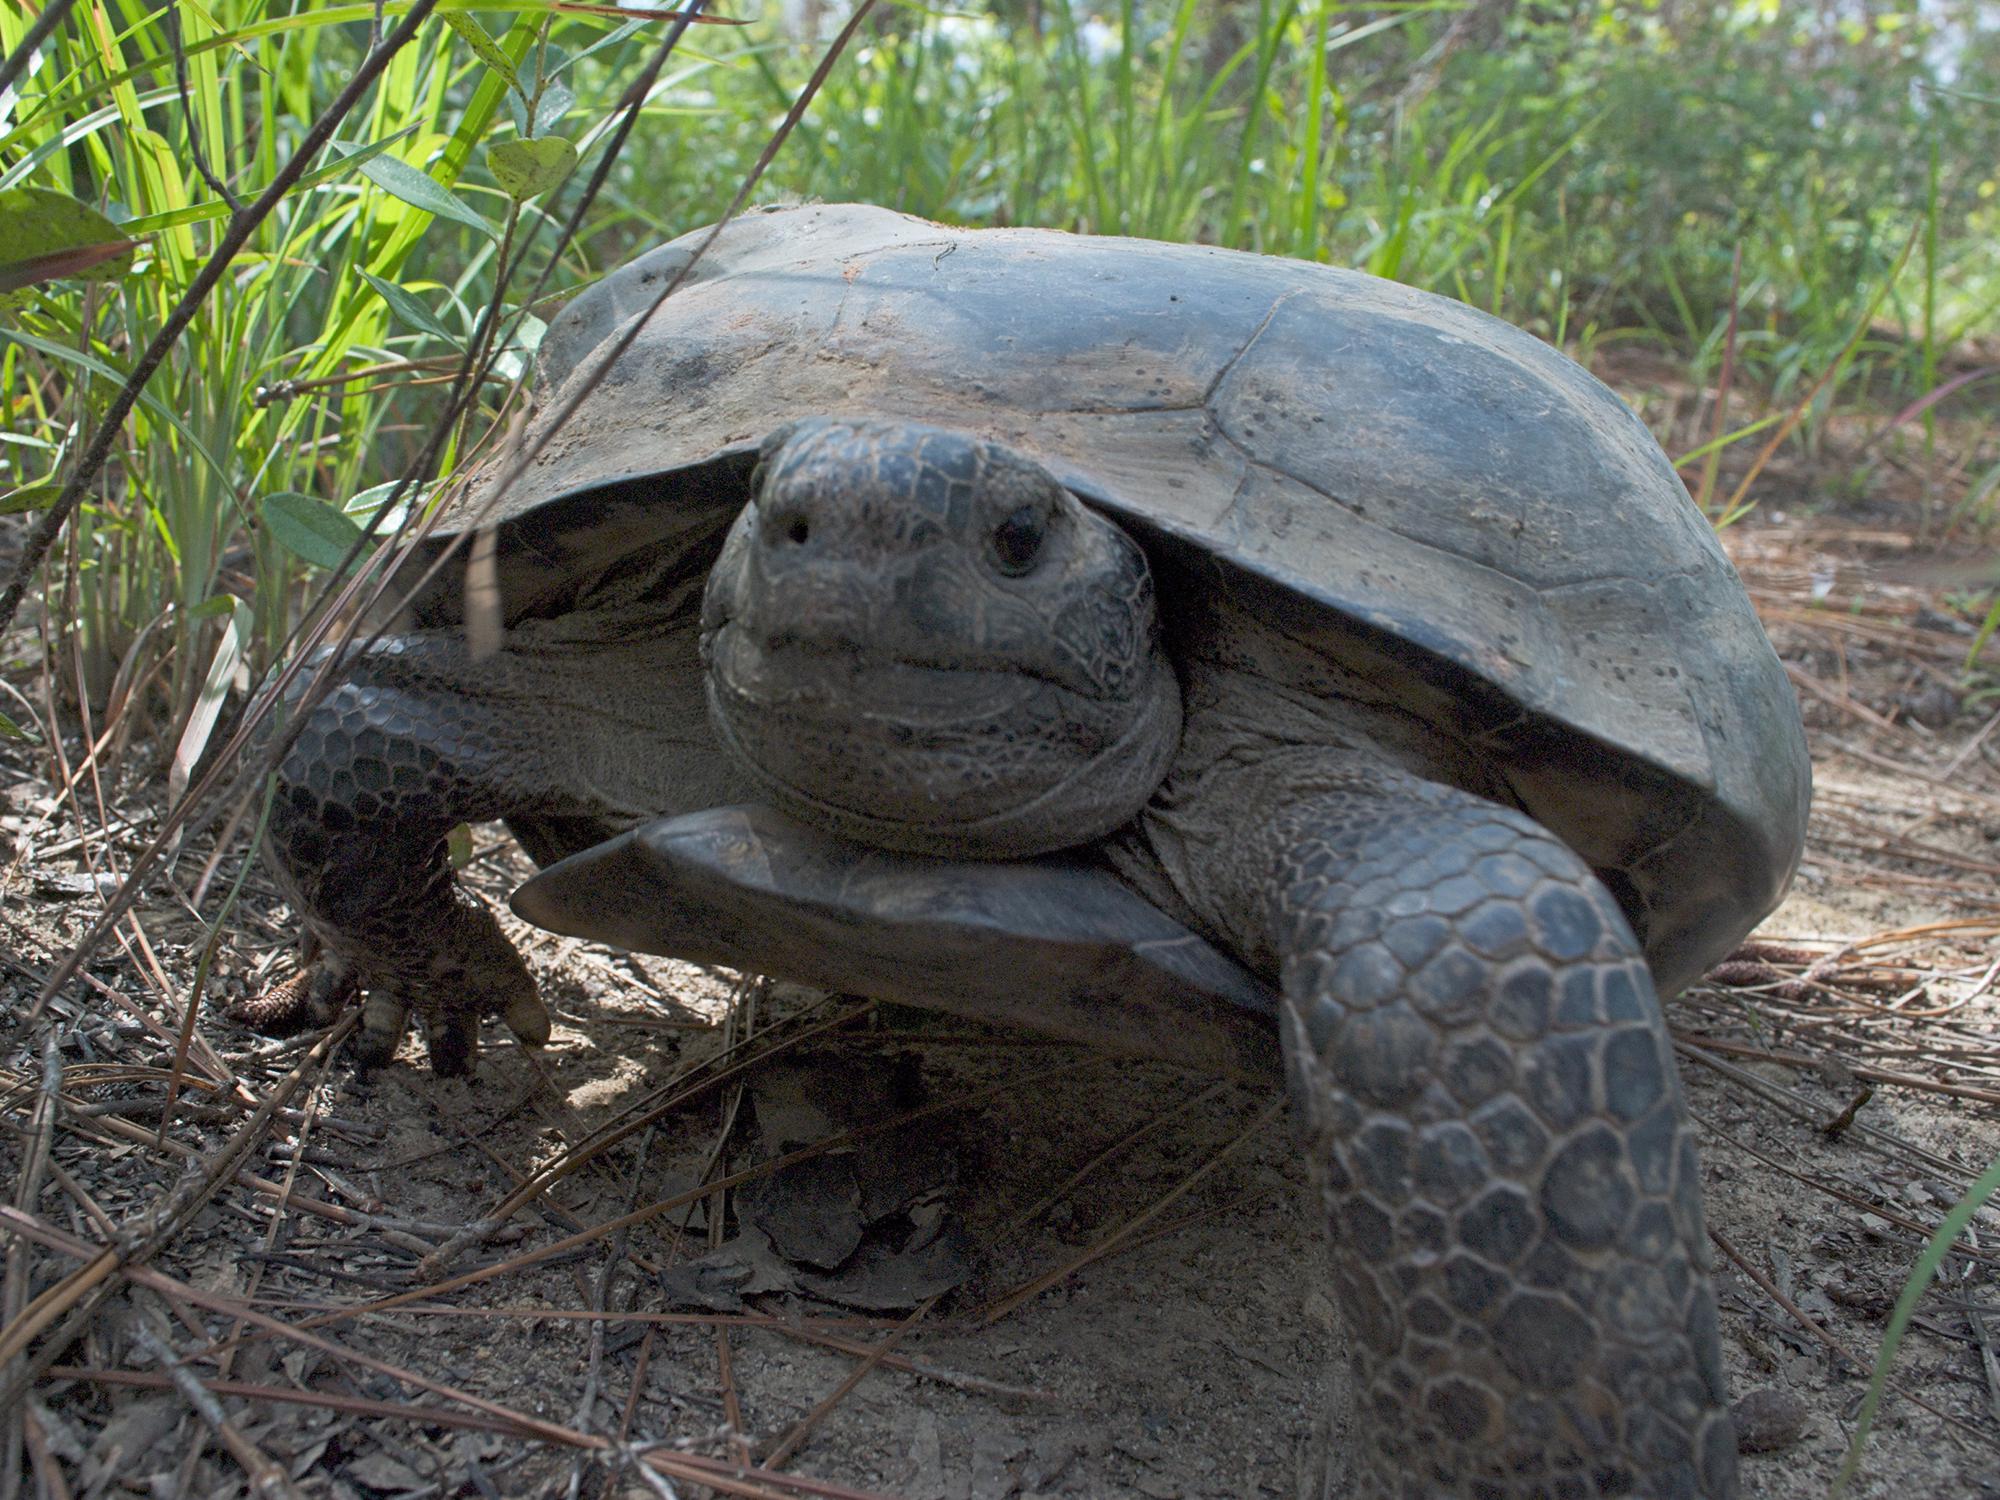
[
  {"left": 1260, "top": 769, "right": 1734, "bottom": 1498},
  {"left": 263, "top": 637, "right": 563, "bottom": 1073},
  {"left": 258, "top": 597, "right": 739, "bottom": 1074}
]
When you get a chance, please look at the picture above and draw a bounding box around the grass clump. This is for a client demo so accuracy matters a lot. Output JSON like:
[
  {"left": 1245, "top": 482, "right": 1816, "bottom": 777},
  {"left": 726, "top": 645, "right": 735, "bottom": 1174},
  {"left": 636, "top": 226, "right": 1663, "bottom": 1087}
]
[{"left": 0, "top": 3, "right": 670, "bottom": 732}]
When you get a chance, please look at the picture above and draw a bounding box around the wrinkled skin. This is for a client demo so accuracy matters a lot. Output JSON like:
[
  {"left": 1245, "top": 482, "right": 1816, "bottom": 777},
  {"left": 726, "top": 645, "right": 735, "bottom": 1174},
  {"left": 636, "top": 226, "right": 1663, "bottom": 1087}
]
[{"left": 263, "top": 418, "right": 1737, "bottom": 1498}]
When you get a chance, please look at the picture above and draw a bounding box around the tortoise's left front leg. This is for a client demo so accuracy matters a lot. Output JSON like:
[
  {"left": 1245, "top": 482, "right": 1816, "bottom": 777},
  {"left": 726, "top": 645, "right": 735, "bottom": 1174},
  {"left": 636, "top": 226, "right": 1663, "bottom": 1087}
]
[
  {"left": 260, "top": 625, "right": 736, "bottom": 1073},
  {"left": 1233, "top": 763, "right": 1735, "bottom": 1499}
]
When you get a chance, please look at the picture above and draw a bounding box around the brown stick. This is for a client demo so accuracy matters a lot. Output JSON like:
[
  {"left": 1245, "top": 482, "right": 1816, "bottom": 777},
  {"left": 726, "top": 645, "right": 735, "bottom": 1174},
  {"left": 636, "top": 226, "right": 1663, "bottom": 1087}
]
[{"left": 0, "top": 1035, "right": 60, "bottom": 1500}]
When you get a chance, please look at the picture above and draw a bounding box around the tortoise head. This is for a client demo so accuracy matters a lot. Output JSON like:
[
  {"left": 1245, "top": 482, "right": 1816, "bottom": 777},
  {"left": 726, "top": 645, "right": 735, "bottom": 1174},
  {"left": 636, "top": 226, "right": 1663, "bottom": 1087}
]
[{"left": 700, "top": 418, "right": 1182, "bottom": 858}]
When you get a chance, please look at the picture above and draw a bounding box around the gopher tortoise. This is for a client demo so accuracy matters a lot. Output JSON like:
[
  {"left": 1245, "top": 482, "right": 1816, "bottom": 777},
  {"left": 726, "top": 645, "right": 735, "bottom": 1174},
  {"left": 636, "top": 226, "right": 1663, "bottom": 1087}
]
[{"left": 263, "top": 204, "right": 1810, "bottom": 1499}]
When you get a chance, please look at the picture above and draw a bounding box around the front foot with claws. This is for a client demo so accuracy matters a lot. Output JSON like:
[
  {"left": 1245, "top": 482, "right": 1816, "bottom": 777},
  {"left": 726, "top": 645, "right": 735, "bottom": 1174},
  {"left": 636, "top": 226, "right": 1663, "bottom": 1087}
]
[{"left": 234, "top": 906, "right": 549, "bottom": 1076}]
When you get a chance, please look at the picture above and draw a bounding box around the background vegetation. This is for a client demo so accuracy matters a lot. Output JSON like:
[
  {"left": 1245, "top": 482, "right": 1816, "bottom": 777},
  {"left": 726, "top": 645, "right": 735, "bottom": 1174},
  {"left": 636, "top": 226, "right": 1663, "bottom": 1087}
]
[{"left": 2, "top": 0, "right": 1997, "bottom": 753}]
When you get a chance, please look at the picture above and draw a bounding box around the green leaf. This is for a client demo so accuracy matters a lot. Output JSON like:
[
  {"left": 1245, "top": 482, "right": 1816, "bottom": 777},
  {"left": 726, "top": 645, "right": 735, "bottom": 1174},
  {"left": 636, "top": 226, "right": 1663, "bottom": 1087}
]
[
  {"left": 0, "top": 708, "right": 32, "bottom": 742},
  {"left": 503, "top": 86, "right": 531, "bottom": 140},
  {"left": 534, "top": 82, "right": 576, "bottom": 136},
  {"left": 447, "top": 822, "right": 474, "bottom": 870},
  {"left": 262, "top": 491, "right": 367, "bottom": 571},
  {"left": 443, "top": 12, "right": 520, "bottom": 90},
  {"left": 1832, "top": 1150, "right": 2000, "bottom": 1496},
  {"left": 0, "top": 188, "right": 136, "bottom": 288},
  {"left": 1971, "top": 595, "right": 2000, "bottom": 668},
  {"left": 508, "top": 311, "right": 547, "bottom": 355},
  {"left": 171, "top": 597, "right": 253, "bottom": 806},
  {"left": 0, "top": 483, "right": 60, "bottom": 515},
  {"left": 0, "top": 239, "right": 140, "bottom": 293},
  {"left": 488, "top": 135, "right": 577, "bottom": 201},
  {"left": 342, "top": 146, "right": 494, "bottom": 237},
  {"left": 358, "top": 269, "right": 459, "bottom": 344},
  {"left": 343, "top": 479, "right": 425, "bottom": 529},
  {"left": 184, "top": 593, "right": 240, "bottom": 621},
  {"left": 505, "top": 79, "right": 572, "bottom": 140}
]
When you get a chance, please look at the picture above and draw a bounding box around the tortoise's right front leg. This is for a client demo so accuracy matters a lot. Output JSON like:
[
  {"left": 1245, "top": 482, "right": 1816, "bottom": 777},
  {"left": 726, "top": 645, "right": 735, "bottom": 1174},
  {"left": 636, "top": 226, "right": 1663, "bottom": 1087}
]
[
  {"left": 262, "top": 619, "right": 747, "bottom": 1072},
  {"left": 263, "top": 637, "right": 583, "bottom": 1074}
]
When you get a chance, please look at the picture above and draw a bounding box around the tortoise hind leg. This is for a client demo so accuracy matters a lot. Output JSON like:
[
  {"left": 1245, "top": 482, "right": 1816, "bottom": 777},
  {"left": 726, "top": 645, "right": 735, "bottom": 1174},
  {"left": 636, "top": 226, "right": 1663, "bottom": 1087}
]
[{"left": 1257, "top": 769, "right": 1734, "bottom": 1499}]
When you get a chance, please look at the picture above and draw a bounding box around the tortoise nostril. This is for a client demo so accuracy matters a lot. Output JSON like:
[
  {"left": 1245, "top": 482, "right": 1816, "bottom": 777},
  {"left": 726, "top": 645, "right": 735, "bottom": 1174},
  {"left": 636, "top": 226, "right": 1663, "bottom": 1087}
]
[{"left": 770, "top": 512, "right": 809, "bottom": 547}]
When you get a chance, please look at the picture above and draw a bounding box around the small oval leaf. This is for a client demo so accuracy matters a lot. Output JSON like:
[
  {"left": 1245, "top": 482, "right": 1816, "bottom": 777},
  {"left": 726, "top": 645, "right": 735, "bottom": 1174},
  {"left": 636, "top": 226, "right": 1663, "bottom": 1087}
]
[
  {"left": 347, "top": 148, "right": 494, "bottom": 236},
  {"left": 263, "top": 491, "right": 367, "bottom": 571},
  {"left": 358, "top": 268, "right": 458, "bottom": 343},
  {"left": 489, "top": 136, "right": 578, "bottom": 202}
]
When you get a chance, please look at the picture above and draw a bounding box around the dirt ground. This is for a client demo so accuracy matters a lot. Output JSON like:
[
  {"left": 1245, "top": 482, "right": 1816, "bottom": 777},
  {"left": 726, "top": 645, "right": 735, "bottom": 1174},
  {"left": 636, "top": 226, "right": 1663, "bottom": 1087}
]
[{"left": 4, "top": 421, "right": 2000, "bottom": 1498}]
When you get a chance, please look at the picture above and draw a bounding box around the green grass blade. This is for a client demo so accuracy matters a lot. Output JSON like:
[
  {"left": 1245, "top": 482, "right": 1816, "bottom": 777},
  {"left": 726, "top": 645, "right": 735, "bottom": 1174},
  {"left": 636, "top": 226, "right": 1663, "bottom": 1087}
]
[{"left": 1832, "top": 1153, "right": 2000, "bottom": 1496}]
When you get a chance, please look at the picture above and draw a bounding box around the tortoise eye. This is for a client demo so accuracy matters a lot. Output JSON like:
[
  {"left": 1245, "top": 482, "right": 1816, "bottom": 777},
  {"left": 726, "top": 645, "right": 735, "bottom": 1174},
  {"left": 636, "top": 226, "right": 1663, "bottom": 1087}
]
[{"left": 991, "top": 505, "right": 1046, "bottom": 576}]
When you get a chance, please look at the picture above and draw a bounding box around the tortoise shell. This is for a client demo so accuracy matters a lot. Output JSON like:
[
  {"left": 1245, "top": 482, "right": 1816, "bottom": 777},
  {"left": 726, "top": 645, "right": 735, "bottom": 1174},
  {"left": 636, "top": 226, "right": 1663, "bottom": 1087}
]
[{"left": 439, "top": 203, "right": 1809, "bottom": 995}]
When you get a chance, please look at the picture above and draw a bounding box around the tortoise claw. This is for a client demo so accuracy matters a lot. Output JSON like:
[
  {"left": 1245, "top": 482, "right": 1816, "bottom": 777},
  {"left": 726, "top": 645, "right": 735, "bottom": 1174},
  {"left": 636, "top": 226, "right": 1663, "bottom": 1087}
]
[
  {"left": 349, "top": 985, "right": 532, "bottom": 1078},
  {"left": 361, "top": 900, "right": 548, "bottom": 1077},
  {"left": 501, "top": 988, "right": 552, "bottom": 1047},
  {"left": 354, "top": 990, "right": 412, "bottom": 1071},
  {"left": 423, "top": 1006, "right": 479, "bottom": 1078}
]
